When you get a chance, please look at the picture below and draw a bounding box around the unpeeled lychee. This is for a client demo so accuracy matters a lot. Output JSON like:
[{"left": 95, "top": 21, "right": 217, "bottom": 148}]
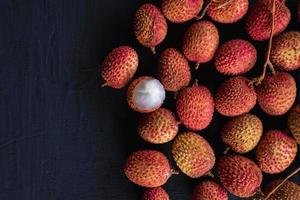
[
  {"left": 255, "top": 72, "right": 296, "bottom": 116},
  {"left": 217, "top": 154, "right": 263, "bottom": 198},
  {"left": 246, "top": 0, "right": 291, "bottom": 41},
  {"left": 161, "top": 0, "right": 203, "bottom": 23},
  {"left": 172, "top": 132, "right": 215, "bottom": 178},
  {"left": 138, "top": 108, "right": 179, "bottom": 144},
  {"left": 182, "top": 20, "right": 219, "bottom": 68},
  {"left": 101, "top": 46, "right": 138, "bottom": 88},
  {"left": 176, "top": 85, "right": 214, "bottom": 131},
  {"left": 142, "top": 187, "right": 170, "bottom": 200},
  {"left": 270, "top": 31, "right": 300, "bottom": 71},
  {"left": 158, "top": 48, "right": 191, "bottom": 92},
  {"left": 124, "top": 150, "right": 173, "bottom": 187},
  {"left": 288, "top": 104, "right": 300, "bottom": 144},
  {"left": 127, "top": 76, "right": 166, "bottom": 113},
  {"left": 256, "top": 129, "right": 297, "bottom": 174},
  {"left": 215, "top": 76, "right": 257, "bottom": 117},
  {"left": 263, "top": 180, "right": 300, "bottom": 200},
  {"left": 214, "top": 39, "right": 257, "bottom": 75},
  {"left": 207, "top": 0, "right": 249, "bottom": 24},
  {"left": 193, "top": 180, "right": 228, "bottom": 200},
  {"left": 134, "top": 4, "right": 167, "bottom": 53}
]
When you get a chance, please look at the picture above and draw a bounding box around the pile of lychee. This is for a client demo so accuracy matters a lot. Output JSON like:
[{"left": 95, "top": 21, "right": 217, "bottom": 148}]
[{"left": 101, "top": 0, "right": 300, "bottom": 199}]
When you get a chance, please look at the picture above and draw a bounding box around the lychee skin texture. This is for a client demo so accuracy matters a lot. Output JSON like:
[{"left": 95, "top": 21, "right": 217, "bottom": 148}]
[
  {"left": 176, "top": 85, "right": 214, "bottom": 131},
  {"left": 270, "top": 31, "right": 300, "bottom": 71},
  {"left": 183, "top": 20, "right": 219, "bottom": 65},
  {"left": 217, "top": 155, "right": 263, "bottom": 198},
  {"left": 172, "top": 132, "right": 215, "bottom": 178},
  {"left": 256, "top": 72, "right": 296, "bottom": 116},
  {"left": 138, "top": 108, "right": 179, "bottom": 144},
  {"left": 215, "top": 76, "right": 257, "bottom": 117},
  {"left": 162, "top": 0, "right": 203, "bottom": 23},
  {"left": 221, "top": 114, "right": 263, "bottom": 153},
  {"left": 288, "top": 104, "right": 300, "bottom": 144},
  {"left": 127, "top": 76, "right": 166, "bottom": 113},
  {"left": 246, "top": 0, "right": 291, "bottom": 41},
  {"left": 101, "top": 46, "right": 138, "bottom": 88},
  {"left": 124, "top": 150, "right": 172, "bottom": 188},
  {"left": 214, "top": 39, "right": 257, "bottom": 75},
  {"left": 193, "top": 180, "right": 228, "bottom": 200},
  {"left": 256, "top": 130, "right": 297, "bottom": 174},
  {"left": 158, "top": 48, "right": 191, "bottom": 92},
  {"left": 263, "top": 180, "right": 300, "bottom": 200},
  {"left": 207, "top": 0, "right": 248, "bottom": 24},
  {"left": 142, "top": 187, "right": 170, "bottom": 200},
  {"left": 134, "top": 4, "right": 167, "bottom": 50}
]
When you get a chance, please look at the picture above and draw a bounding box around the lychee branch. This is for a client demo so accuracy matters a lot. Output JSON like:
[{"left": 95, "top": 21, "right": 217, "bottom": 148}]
[{"left": 195, "top": 0, "right": 212, "bottom": 20}]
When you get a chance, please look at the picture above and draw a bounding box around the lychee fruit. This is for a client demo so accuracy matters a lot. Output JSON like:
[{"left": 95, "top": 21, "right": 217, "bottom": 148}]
[
  {"left": 101, "top": 46, "right": 138, "bottom": 88},
  {"left": 142, "top": 187, "right": 170, "bottom": 200},
  {"left": 270, "top": 31, "right": 300, "bottom": 71},
  {"left": 172, "top": 132, "right": 215, "bottom": 178},
  {"left": 246, "top": 0, "right": 291, "bottom": 41},
  {"left": 176, "top": 85, "right": 214, "bottom": 131},
  {"left": 124, "top": 150, "right": 174, "bottom": 187},
  {"left": 217, "top": 154, "right": 263, "bottom": 198},
  {"left": 134, "top": 4, "right": 167, "bottom": 53},
  {"left": 263, "top": 180, "right": 300, "bottom": 200},
  {"left": 215, "top": 76, "right": 257, "bottom": 117},
  {"left": 288, "top": 104, "right": 300, "bottom": 144},
  {"left": 138, "top": 108, "right": 179, "bottom": 144},
  {"left": 221, "top": 114, "right": 263, "bottom": 154},
  {"left": 127, "top": 76, "right": 166, "bottom": 113},
  {"left": 193, "top": 180, "right": 228, "bottom": 200},
  {"left": 182, "top": 20, "right": 219, "bottom": 68},
  {"left": 158, "top": 48, "right": 191, "bottom": 92},
  {"left": 255, "top": 72, "right": 296, "bottom": 116},
  {"left": 214, "top": 39, "right": 257, "bottom": 75},
  {"left": 161, "top": 0, "right": 203, "bottom": 23},
  {"left": 207, "top": 0, "right": 249, "bottom": 24}
]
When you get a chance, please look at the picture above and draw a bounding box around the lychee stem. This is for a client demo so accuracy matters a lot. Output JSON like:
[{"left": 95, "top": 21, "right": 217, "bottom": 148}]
[
  {"left": 170, "top": 169, "right": 179, "bottom": 175},
  {"left": 101, "top": 82, "right": 108, "bottom": 87},
  {"left": 223, "top": 147, "right": 230, "bottom": 154},
  {"left": 195, "top": 0, "right": 212, "bottom": 20},
  {"left": 216, "top": 0, "right": 233, "bottom": 9},
  {"left": 195, "top": 62, "right": 200, "bottom": 69},
  {"left": 205, "top": 171, "right": 215, "bottom": 178},
  {"left": 193, "top": 79, "right": 199, "bottom": 86},
  {"left": 150, "top": 47, "right": 156, "bottom": 55}
]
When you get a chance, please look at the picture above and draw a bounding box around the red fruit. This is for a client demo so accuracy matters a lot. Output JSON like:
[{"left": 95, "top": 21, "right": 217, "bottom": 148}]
[
  {"left": 158, "top": 48, "right": 191, "bottom": 92},
  {"left": 214, "top": 39, "right": 257, "bottom": 75},
  {"left": 142, "top": 187, "right": 170, "bottom": 200},
  {"left": 215, "top": 76, "right": 257, "bottom": 117},
  {"left": 193, "top": 180, "right": 228, "bottom": 200},
  {"left": 101, "top": 46, "right": 138, "bottom": 88}
]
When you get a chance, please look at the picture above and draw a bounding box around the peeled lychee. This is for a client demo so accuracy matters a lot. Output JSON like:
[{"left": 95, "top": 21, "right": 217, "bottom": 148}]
[
  {"left": 256, "top": 129, "right": 297, "bottom": 174},
  {"left": 127, "top": 76, "right": 166, "bottom": 113},
  {"left": 193, "top": 180, "right": 228, "bottom": 200},
  {"left": 162, "top": 0, "right": 203, "bottom": 23},
  {"left": 138, "top": 108, "right": 179, "bottom": 144},
  {"left": 215, "top": 76, "right": 257, "bottom": 117},
  {"left": 134, "top": 4, "right": 167, "bottom": 53},
  {"left": 221, "top": 114, "right": 263, "bottom": 154},
  {"left": 255, "top": 72, "right": 296, "bottom": 116},
  {"left": 124, "top": 150, "right": 173, "bottom": 187},
  {"left": 214, "top": 39, "right": 257, "bottom": 75},
  {"left": 172, "top": 132, "right": 215, "bottom": 178},
  {"left": 270, "top": 31, "right": 300, "bottom": 71},
  {"left": 142, "top": 187, "right": 170, "bottom": 200},
  {"left": 217, "top": 154, "right": 263, "bottom": 198},
  {"left": 263, "top": 180, "right": 300, "bottom": 200},
  {"left": 207, "top": 0, "right": 249, "bottom": 24},
  {"left": 101, "top": 46, "right": 138, "bottom": 88},
  {"left": 246, "top": 0, "right": 291, "bottom": 41},
  {"left": 176, "top": 85, "right": 214, "bottom": 131},
  {"left": 158, "top": 48, "right": 191, "bottom": 92},
  {"left": 182, "top": 20, "right": 219, "bottom": 68},
  {"left": 288, "top": 104, "right": 300, "bottom": 144}
]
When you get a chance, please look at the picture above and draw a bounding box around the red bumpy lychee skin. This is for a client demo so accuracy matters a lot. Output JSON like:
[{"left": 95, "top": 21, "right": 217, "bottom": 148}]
[
  {"left": 158, "top": 48, "right": 191, "bottom": 92},
  {"left": 256, "top": 130, "right": 297, "bottom": 174},
  {"left": 207, "top": 0, "right": 249, "bottom": 24},
  {"left": 134, "top": 4, "right": 167, "bottom": 53},
  {"left": 176, "top": 85, "right": 214, "bottom": 131},
  {"left": 263, "top": 179, "right": 300, "bottom": 200},
  {"left": 255, "top": 72, "right": 296, "bottom": 116},
  {"left": 162, "top": 0, "right": 203, "bottom": 23},
  {"left": 214, "top": 39, "right": 257, "bottom": 75},
  {"left": 101, "top": 46, "right": 138, "bottom": 88},
  {"left": 217, "top": 154, "right": 263, "bottom": 198},
  {"left": 142, "top": 187, "right": 170, "bottom": 200},
  {"left": 193, "top": 180, "right": 228, "bottom": 200},
  {"left": 288, "top": 104, "right": 300, "bottom": 144},
  {"left": 215, "top": 76, "right": 257, "bottom": 117}
]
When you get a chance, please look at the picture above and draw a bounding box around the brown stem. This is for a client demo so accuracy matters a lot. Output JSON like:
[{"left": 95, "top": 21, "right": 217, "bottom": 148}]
[
  {"left": 216, "top": 0, "right": 234, "bottom": 9},
  {"left": 193, "top": 79, "right": 199, "bottom": 86},
  {"left": 171, "top": 169, "right": 179, "bottom": 175},
  {"left": 205, "top": 171, "right": 215, "bottom": 178},
  {"left": 195, "top": 0, "right": 212, "bottom": 20},
  {"left": 195, "top": 62, "right": 200, "bottom": 69},
  {"left": 223, "top": 147, "right": 230, "bottom": 154},
  {"left": 101, "top": 82, "right": 108, "bottom": 87},
  {"left": 150, "top": 47, "right": 156, "bottom": 54}
]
